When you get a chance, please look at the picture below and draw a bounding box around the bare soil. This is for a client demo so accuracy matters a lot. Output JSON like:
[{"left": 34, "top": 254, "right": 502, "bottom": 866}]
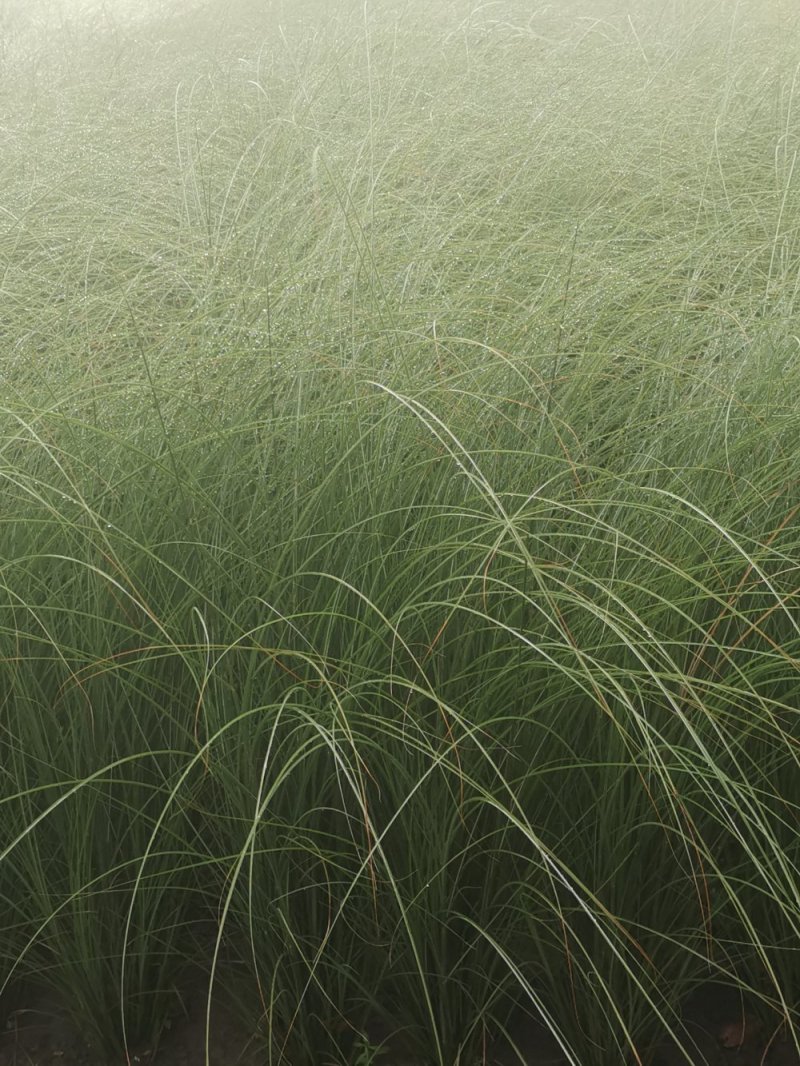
[
  {"left": 650, "top": 983, "right": 800, "bottom": 1066},
  {"left": 0, "top": 984, "right": 263, "bottom": 1066},
  {"left": 0, "top": 980, "right": 797, "bottom": 1065}
]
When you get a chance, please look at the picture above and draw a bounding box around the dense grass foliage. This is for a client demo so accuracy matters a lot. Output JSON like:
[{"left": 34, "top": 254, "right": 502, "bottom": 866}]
[{"left": 1, "top": 1, "right": 800, "bottom": 1063}]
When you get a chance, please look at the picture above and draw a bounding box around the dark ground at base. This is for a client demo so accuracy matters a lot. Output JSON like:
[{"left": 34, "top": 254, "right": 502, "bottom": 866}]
[
  {"left": 0, "top": 982, "right": 264, "bottom": 1066},
  {"left": 0, "top": 982, "right": 798, "bottom": 1066}
]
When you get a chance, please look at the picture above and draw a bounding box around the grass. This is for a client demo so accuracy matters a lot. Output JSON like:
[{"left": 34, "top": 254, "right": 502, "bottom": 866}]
[{"left": 1, "top": 0, "right": 800, "bottom": 1063}]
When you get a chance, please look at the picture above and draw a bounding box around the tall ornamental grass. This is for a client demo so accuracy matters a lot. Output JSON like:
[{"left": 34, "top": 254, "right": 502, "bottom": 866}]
[{"left": 1, "top": 0, "right": 799, "bottom": 1062}]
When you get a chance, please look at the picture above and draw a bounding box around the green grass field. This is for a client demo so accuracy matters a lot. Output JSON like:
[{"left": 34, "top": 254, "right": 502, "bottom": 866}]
[{"left": 1, "top": 0, "right": 800, "bottom": 1063}]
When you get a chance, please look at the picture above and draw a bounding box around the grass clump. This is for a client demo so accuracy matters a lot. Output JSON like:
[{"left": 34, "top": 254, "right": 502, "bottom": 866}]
[{"left": 1, "top": 0, "right": 800, "bottom": 1063}]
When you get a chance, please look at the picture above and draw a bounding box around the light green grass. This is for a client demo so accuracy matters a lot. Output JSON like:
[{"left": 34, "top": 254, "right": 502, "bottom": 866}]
[{"left": 1, "top": 1, "right": 800, "bottom": 1064}]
